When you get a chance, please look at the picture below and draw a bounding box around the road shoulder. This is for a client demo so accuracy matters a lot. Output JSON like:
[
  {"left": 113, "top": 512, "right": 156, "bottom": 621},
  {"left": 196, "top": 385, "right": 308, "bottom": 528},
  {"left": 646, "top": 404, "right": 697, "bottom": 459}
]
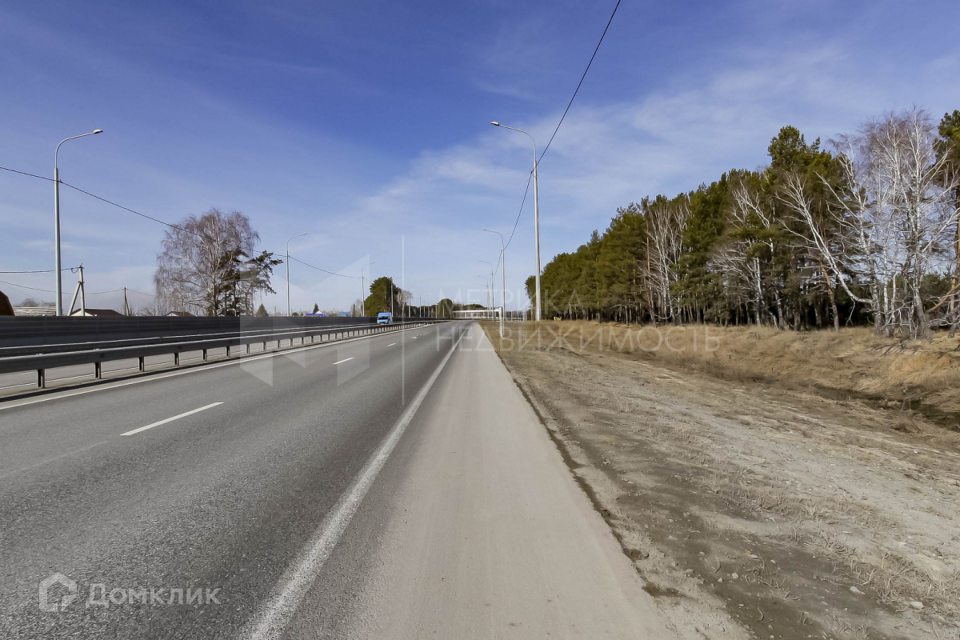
[{"left": 339, "top": 323, "right": 682, "bottom": 639}]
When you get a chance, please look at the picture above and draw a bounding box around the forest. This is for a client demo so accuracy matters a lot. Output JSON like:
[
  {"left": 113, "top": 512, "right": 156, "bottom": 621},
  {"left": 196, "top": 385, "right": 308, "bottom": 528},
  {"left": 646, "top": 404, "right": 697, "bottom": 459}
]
[{"left": 527, "top": 108, "right": 960, "bottom": 339}]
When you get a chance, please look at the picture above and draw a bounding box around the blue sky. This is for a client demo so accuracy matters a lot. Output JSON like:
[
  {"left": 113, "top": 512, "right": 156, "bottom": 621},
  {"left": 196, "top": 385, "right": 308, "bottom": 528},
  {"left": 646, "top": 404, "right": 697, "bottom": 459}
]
[{"left": 2, "top": 0, "right": 959, "bottom": 312}]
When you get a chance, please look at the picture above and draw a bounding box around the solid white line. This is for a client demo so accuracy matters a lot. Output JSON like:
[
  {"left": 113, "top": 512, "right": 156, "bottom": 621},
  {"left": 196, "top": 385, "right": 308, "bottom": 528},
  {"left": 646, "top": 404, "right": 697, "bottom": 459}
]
[
  {"left": 120, "top": 402, "right": 223, "bottom": 436},
  {"left": 242, "top": 324, "right": 465, "bottom": 640},
  {"left": 386, "top": 343, "right": 397, "bottom": 347},
  {"left": 0, "top": 325, "right": 431, "bottom": 413},
  {"left": 332, "top": 357, "right": 353, "bottom": 365}
]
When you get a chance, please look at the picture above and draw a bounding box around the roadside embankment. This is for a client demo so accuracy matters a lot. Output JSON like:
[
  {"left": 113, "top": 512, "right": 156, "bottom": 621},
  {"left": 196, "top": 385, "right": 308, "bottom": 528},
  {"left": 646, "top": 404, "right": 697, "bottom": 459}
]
[
  {"left": 505, "top": 321, "right": 960, "bottom": 434},
  {"left": 484, "top": 320, "right": 960, "bottom": 640}
]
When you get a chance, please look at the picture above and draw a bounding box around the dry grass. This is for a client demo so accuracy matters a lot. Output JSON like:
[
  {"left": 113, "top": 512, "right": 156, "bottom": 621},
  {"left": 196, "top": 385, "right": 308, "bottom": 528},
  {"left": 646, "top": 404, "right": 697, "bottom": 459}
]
[{"left": 504, "top": 321, "right": 960, "bottom": 420}]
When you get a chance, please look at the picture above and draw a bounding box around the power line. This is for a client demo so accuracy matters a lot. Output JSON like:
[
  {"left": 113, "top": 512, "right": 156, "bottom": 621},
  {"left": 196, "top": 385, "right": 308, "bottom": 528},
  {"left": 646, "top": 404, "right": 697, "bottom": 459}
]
[
  {"left": 58, "top": 179, "right": 190, "bottom": 232},
  {"left": 0, "top": 268, "right": 77, "bottom": 274},
  {"left": 538, "top": 0, "right": 621, "bottom": 164},
  {"left": 0, "top": 280, "right": 55, "bottom": 293},
  {"left": 504, "top": 172, "right": 533, "bottom": 253},
  {"left": 484, "top": 169, "right": 530, "bottom": 280},
  {"left": 0, "top": 163, "right": 209, "bottom": 240},
  {"left": 0, "top": 166, "right": 53, "bottom": 182},
  {"left": 1, "top": 163, "right": 360, "bottom": 300},
  {"left": 0, "top": 280, "right": 150, "bottom": 297},
  {"left": 288, "top": 255, "right": 360, "bottom": 279},
  {"left": 495, "top": 0, "right": 620, "bottom": 276}
]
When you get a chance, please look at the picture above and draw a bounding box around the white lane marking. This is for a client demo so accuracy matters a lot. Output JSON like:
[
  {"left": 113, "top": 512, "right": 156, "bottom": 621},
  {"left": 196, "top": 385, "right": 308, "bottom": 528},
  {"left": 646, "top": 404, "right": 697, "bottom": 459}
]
[
  {"left": 120, "top": 402, "right": 223, "bottom": 436},
  {"left": 386, "top": 343, "right": 397, "bottom": 347},
  {"left": 332, "top": 357, "right": 353, "bottom": 365},
  {"left": 242, "top": 324, "right": 466, "bottom": 640},
  {"left": 0, "top": 325, "right": 434, "bottom": 412}
]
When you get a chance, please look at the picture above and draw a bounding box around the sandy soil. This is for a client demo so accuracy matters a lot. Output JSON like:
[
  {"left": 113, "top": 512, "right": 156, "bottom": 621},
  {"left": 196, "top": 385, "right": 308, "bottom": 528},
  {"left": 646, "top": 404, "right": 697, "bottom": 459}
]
[{"left": 483, "top": 322, "right": 960, "bottom": 640}]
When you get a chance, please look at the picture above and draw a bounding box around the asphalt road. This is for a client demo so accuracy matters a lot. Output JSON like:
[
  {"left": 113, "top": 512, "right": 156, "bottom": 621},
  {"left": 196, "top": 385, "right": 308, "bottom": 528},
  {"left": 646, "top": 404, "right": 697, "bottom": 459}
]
[{"left": 0, "top": 321, "right": 671, "bottom": 639}]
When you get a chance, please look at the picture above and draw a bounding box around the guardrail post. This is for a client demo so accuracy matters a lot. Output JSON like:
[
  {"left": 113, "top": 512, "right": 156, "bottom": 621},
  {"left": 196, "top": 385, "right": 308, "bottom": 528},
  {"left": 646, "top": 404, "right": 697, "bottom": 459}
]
[
  {"left": 246, "top": 344, "right": 251, "bottom": 354},
  {"left": 38, "top": 369, "right": 45, "bottom": 388},
  {"left": 138, "top": 356, "right": 145, "bottom": 372},
  {"left": 202, "top": 349, "right": 208, "bottom": 361},
  {"left": 95, "top": 362, "right": 102, "bottom": 378},
  {"left": 174, "top": 352, "right": 180, "bottom": 366},
  {"left": 226, "top": 346, "right": 231, "bottom": 357}
]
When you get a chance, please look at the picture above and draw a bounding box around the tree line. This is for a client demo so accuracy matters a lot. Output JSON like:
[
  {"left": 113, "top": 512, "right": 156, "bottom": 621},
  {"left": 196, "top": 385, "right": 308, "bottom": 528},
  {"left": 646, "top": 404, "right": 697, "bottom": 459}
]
[{"left": 527, "top": 107, "right": 960, "bottom": 338}]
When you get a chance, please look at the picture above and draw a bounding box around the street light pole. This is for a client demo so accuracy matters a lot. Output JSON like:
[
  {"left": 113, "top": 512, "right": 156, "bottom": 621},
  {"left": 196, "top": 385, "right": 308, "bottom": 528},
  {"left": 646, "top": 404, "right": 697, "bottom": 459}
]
[
  {"left": 54, "top": 129, "right": 103, "bottom": 316},
  {"left": 477, "top": 275, "right": 489, "bottom": 310},
  {"left": 479, "top": 261, "right": 495, "bottom": 311},
  {"left": 483, "top": 228, "right": 506, "bottom": 337},
  {"left": 360, "top": 262, "right": 375, "bottom": 317},
  {"left": 491, "top": 121, "right": 540, "bottom": 322},
  {"left": 285, "top": 232, "right": 307, "bottom": 316}
]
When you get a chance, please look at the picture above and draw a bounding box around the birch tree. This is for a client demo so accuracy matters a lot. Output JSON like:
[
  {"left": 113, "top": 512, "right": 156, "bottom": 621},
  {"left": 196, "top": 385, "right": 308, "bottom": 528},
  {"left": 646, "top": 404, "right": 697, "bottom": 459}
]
[{"left": 154, "top": 209, "right": 277, "bottom": 316}]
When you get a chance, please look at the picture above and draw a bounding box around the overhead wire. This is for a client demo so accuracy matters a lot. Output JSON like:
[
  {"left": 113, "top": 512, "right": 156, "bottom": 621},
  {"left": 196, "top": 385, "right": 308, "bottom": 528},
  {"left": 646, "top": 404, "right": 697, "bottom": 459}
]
[
  {"left": 287, "top": 255, "right": 360, "bottom": 279},
  {"left": 0, "top": 280, "right": 56, "bottom": 293},
  {"left": 494, "top": 0, "right": 621, "bottom": 273},
  {"left": 0, "top": 164, "right": 340, "bottom": 276},
  {"left": 537, "top": 0, "right": 621, "bottom": 164}
]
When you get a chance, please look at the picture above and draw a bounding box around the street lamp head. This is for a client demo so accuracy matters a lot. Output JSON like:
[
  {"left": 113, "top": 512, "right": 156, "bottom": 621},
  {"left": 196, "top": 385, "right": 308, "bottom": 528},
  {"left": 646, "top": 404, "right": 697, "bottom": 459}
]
[
  {"left": 92, "top": 129, "right": 103, "bottom": 134},
  {"left": 490, "top": 121, "right": 500, "bottom": 127}
]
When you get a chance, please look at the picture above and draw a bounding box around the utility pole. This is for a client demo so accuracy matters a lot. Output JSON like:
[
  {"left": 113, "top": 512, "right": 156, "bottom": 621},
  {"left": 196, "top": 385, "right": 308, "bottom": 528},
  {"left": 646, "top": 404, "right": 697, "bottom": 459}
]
[
  {"left": 123, "top": 287, "right": 131, "bottom": 316},
  {"left": 361, "top": 262, "right": 375, "bottom": 317},
  {"left": 483, "top": 229, "right": 506, "bottom": 337},
  {"left": 67, "top": 265, "right": 86, "bottom": 316}
]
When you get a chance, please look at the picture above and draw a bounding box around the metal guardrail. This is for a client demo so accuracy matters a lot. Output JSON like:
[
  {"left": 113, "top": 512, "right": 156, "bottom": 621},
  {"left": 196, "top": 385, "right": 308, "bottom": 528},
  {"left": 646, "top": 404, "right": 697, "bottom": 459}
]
[{"left": 0, "top": 320, "right": 443, "bottom": 389}]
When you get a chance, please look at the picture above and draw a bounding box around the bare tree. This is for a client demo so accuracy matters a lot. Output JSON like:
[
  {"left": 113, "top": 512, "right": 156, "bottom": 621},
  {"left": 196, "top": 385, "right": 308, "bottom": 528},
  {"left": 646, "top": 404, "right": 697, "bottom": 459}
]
[
  {"left": 779, "top": 173, "right": 846, "bottom": 331},
  {"left": 720, "top": 181, "right": 789, "bottom": 328},
  {"left": 154, "top": 209, "right": 277, "bottom": 316},
  {"left": 785, "top": 109, "right": 960, "bottom": 338},
  {"left": 643, "top": 196, "right": 689, "bottom": 322}
]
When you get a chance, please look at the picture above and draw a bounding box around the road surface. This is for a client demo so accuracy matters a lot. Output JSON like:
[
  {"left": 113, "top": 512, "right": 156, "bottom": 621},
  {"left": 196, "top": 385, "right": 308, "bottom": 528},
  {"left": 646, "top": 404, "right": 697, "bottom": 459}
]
[{"left": 0, "top": 321, "right": 671, "bottom": 639}]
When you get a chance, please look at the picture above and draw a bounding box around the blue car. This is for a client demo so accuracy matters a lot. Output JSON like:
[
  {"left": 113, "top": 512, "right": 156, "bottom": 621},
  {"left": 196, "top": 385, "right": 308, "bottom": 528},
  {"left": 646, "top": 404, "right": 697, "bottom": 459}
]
[{"left": 377, "top": 312, "right": 392, "bottom": 324}]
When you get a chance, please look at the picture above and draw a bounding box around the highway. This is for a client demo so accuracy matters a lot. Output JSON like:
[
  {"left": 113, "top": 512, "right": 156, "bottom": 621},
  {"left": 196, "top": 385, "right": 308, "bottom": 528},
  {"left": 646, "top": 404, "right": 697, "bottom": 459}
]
[{"left": 0, "top": 321, "right": 670, "bottom": 639}]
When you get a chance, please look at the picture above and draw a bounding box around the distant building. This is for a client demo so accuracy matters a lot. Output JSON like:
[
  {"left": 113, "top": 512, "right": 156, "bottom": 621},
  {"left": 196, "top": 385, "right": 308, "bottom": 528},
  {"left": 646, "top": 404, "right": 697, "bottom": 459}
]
[
  {"left": 12, "top": 305, "right": 56, "bottom": 316},
  {"left": 165, "top": 311, "right": 195, "bottom": 317},
  {"left": 69, "top": 308, "right": 124, "bottom": 317}
]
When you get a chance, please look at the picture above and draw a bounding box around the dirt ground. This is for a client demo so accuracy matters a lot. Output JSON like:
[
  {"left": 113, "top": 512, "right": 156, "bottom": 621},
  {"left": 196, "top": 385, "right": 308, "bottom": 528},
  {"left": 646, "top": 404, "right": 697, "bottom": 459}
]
[{"left": 482, "top": 321, "right": 960, "bottom": 640}]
